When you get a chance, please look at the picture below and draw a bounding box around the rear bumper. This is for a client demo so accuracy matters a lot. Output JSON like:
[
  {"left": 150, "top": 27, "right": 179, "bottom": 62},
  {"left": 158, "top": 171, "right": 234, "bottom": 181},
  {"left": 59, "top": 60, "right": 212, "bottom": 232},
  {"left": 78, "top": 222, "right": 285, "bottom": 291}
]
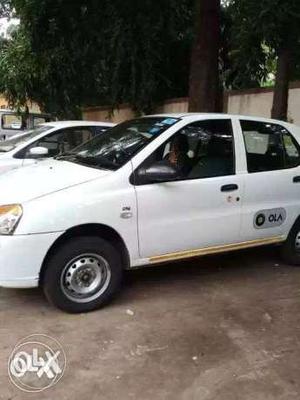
[{"left": 0, "top": 232, "right": 63, "bottom": 289}]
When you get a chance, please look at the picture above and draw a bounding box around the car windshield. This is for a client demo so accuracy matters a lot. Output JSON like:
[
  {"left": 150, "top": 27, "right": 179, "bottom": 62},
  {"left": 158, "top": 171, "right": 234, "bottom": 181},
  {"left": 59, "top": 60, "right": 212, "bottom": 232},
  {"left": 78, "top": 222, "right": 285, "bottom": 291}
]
[
  {"left": 0, "top": 126, "right": 53, "bottom": 152},
  {"left": 60, "top": 117, "right": 180, "bottom": 170}
]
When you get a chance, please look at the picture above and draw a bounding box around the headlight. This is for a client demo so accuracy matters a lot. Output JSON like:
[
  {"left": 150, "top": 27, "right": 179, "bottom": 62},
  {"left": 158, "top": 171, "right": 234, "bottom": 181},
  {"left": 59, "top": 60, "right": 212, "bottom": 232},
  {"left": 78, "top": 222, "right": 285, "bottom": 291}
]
[{"left": 0, "top": 204, "right": 23, "bottom": 235}]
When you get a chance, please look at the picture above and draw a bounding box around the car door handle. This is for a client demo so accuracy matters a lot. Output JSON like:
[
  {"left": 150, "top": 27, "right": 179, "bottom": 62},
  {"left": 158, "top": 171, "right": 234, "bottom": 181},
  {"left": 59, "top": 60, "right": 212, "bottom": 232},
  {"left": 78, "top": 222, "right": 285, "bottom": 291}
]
[
  {"left": 221, "top": 184, "right": 239, "bottom": 192},
  {"left": 293, "top": 176, "right": 300, "bottom": 183}
]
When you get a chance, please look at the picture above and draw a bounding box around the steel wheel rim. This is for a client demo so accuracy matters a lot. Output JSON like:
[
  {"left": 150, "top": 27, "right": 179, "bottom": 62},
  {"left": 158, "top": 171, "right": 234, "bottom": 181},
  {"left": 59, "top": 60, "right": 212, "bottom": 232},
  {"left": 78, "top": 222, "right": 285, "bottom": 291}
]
[
  {"left": 295, "top": 232, "right": 300, "bottom": 251},
  {"left": 60, "top": 253, "right": 111, "bottom": 303}
]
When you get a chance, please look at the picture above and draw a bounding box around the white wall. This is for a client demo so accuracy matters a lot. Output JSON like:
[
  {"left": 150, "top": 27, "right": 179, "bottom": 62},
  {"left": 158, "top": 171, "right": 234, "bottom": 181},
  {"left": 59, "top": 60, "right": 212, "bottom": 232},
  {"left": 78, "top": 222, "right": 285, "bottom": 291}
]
[
  {"left": 227, "top": 86, "right": 300, "bottom": 126},
  {"left": 227, "top": 92, "right": 273, "bottom": 120},
  {"left": 83, "top": 83, "right": 300, "bottom": 126},
  {"left": 286, "top": 88, "right": 300, "bottom": 125}
]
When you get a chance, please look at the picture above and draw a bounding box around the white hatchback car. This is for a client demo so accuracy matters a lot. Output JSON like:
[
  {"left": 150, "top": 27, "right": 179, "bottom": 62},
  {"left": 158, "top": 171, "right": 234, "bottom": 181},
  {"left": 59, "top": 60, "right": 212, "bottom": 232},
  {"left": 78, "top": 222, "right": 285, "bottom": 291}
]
[
  {"left": 0, "top": 113, "right": 300, "bottom": 313},
  {"left": 0, "top": 120, "right": 115, "bottom": 174}
]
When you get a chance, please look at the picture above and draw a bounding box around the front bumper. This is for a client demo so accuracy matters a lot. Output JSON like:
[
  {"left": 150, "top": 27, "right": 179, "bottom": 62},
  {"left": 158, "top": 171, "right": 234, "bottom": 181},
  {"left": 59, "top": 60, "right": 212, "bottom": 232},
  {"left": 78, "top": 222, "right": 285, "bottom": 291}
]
[{"left": 0, "top": 232, "right": 63, "bottom": 288}]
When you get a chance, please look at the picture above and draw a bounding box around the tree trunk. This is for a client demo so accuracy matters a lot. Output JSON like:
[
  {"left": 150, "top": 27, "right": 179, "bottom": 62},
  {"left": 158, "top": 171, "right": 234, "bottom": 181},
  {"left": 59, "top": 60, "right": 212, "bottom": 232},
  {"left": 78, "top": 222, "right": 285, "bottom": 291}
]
[
  {"left": 271, "top": 46, "right": 291, "bottom": 121},
  {"left": 188, "top": 0, "right": 221, "bottom": 112}
]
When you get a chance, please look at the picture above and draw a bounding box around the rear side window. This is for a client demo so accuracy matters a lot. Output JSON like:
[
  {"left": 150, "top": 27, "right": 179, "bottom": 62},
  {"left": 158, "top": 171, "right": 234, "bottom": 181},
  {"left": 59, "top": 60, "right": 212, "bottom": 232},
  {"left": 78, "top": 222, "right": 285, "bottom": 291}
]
[
  {"left": 241, "top": 120, "right": 300, "bottom": 173},
  {"left": 33, "top": 116, "right": 47, "bottom": 127},
  {"left": 2, "top": 114, "right": 23, "bottom": 130}
]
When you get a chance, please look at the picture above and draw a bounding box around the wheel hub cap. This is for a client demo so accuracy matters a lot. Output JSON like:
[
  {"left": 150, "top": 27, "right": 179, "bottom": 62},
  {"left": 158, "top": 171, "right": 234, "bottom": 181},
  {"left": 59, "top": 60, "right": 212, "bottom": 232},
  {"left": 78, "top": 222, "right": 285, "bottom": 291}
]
[
  {"left": 61, "top": 254, "right": 111, "bottom": 303},
  {"left": 295, "top": 232, "right": 300, "bottom": 251}
]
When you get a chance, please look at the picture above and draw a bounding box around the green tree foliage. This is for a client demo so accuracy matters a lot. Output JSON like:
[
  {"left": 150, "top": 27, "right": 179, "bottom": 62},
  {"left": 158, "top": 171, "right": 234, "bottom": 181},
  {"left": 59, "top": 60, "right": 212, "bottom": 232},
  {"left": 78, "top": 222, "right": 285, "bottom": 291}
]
[
  {"left": 221, "top": 2, "right": 270, "bottom": 90},
  {"left": 1, "top": 0, "right": 299, "bottom": 119},
  {"left": 231, "top": 0, "right": 300, "bottom": 52},
  {"left": 229, "top": 0, "right": 300, "bottom": 120},
  {"left": 0, "top": 0, "right": 193, "bottom": 118}
]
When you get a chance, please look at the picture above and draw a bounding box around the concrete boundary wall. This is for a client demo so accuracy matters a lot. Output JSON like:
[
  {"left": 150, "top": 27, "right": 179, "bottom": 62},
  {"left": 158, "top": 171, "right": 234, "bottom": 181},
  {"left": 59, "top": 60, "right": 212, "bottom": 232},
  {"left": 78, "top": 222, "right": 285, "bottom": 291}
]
[{"left": 83, "top": 81, "right": 300, "bottom": 125}]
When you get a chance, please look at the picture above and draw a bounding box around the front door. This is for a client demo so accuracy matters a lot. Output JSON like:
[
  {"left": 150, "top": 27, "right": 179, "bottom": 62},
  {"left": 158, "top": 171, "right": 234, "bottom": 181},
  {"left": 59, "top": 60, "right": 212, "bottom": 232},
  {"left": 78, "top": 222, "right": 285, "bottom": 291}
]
[{"left": 134, "top": 118, "right": 243, "bottom": 259}]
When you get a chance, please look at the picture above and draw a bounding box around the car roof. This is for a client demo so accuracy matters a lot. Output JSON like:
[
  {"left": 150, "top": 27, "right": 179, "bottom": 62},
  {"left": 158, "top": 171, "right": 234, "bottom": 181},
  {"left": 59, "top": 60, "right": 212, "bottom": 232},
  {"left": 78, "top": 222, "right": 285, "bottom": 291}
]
[
  {"left": 145, "top": 112, "right": 296, "bottom": 127},
  {"left": 41, "top": 120, "right": 115, "bottom": 128}
]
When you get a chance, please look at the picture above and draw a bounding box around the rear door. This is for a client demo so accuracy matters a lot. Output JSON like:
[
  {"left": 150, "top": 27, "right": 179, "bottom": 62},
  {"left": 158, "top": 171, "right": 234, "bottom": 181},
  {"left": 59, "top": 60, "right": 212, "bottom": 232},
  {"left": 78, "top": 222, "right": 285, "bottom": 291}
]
[{"left": 239, "top": 119, "right": 300, "bottom": 242}]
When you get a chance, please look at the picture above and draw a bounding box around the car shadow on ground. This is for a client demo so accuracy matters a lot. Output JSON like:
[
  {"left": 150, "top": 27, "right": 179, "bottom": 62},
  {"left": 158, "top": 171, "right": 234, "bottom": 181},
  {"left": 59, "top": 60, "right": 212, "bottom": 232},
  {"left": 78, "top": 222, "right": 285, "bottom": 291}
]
[
  {"left": 0, "top": 244, "right": 289, "bottom": 312},
  {"left": 126, "top": 244, "right": 283, "bottom": 282}
]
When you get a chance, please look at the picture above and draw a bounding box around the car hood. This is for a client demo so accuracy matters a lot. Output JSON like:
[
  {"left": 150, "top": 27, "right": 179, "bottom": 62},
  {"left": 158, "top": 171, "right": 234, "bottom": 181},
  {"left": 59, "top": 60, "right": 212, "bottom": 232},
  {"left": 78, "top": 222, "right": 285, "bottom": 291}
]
[{"left": 0, "top": 159, "right": 111, "bottom": 204}]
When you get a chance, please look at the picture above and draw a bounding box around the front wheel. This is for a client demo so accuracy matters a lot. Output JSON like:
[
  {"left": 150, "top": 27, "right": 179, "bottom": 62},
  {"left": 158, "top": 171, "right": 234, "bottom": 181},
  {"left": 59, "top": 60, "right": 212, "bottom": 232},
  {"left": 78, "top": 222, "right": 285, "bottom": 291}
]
[
  {"left": 43, "top": 236, "right": 123, "bottom": 313},
  {"left": 281, "top": 221, "right": 300, "bottom": 266}
]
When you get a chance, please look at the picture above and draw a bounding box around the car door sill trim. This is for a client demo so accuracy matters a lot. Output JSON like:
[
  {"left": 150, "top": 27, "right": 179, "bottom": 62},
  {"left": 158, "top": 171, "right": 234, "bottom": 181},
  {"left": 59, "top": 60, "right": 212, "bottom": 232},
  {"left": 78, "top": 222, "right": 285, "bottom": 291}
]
[{"left": 149, "top": 236, "right": 285, "bottom": 264}]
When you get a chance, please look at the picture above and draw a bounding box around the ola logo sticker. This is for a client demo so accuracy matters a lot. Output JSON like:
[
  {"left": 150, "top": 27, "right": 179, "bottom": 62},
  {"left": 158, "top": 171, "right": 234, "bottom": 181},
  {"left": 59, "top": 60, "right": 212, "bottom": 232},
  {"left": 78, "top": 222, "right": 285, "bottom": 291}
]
[
  {"left": 254, "top": 208, "right": 286, "bottom": 229},
  {"left": 256, "top": 214, "right": 265, "bottom": 227}
]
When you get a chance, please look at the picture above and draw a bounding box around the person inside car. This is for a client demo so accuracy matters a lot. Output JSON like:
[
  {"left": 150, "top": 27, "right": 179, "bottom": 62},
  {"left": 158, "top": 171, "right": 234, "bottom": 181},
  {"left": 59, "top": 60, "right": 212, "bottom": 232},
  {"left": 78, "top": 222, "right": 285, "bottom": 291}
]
[{"left": 165, "top": 134, "right": 191, "bottom": 176}]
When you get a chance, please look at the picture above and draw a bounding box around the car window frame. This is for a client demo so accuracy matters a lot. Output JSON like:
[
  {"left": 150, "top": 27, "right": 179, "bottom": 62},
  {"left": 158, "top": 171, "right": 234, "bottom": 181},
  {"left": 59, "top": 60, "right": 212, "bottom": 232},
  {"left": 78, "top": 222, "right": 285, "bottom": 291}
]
[
  {"left": 1, "top": 113, "right": 24, "bottom": 131},
  {"left": 131, "top": 118, "right": 236, "bottom": 186},
  {"left": 281, "top": 130, "right": 300, "bottom": 168},
  {"left": 240, "top": 119, "right": 300, "bottom": 174}
]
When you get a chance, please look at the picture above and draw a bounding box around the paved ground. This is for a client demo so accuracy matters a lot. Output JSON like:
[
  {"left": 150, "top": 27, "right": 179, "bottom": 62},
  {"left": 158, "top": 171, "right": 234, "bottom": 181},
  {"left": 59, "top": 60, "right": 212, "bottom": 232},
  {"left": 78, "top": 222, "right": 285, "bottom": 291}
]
[{"left": 0, "top": 246, "right": 300, "bottom": 400}]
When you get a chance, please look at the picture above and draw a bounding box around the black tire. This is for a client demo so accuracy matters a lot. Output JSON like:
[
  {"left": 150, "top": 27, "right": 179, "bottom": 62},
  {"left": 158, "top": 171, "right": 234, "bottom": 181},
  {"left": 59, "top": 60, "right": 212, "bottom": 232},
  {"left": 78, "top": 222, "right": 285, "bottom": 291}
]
[
  {"left": 43, "top": 236, "right": 123, "bottom": 313},
  {"left": 281, "top": 220, "right": 300, "bottom": 265}
]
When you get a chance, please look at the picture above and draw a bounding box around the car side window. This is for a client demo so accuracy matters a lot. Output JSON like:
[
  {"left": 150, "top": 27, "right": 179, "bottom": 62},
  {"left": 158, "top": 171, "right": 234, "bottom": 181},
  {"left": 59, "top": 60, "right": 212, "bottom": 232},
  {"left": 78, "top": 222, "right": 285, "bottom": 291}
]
[
  {"left": 135, "top": 119, "right": 235, "bottom": 184},
  {"left": 21, "top": 127, "right": 95, "bottom": 159},
  {"left": 241, "top": 120, "right": 300, "bottom": 173},
  {"left": 2, "top": 114, "right": 23, "bottom": 130},
  {"left": 62, "top": 128, "right": 94, "bottom": 151},
  {"left": 33, "top": 116, "right": 47, "bottom": 127},
  {"left": 282, "top": 131, "right": 300, "bottom": 168},
  {"left": 25, "top": 130, "right": 64, "bottom": 158}
]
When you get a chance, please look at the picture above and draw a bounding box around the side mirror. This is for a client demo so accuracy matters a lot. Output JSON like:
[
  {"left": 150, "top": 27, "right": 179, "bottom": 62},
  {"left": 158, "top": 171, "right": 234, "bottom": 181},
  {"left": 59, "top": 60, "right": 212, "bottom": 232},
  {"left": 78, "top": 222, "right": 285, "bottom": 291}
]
[
  {"left": 137, "top": 160, "right": 180, "bottom": 183},
  {"left": 29, "top": 146, "right": 49, "bottom": 158}
]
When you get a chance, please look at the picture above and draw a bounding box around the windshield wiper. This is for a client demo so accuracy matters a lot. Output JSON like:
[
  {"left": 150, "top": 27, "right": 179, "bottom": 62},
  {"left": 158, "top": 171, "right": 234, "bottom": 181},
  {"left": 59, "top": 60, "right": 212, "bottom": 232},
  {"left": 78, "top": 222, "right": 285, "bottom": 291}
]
[
  {"left": 73, "top": 154, "right": 119, "bottom": 170},
  {"left": 54, "top": 151, "right": 78, "bottom": 160}
]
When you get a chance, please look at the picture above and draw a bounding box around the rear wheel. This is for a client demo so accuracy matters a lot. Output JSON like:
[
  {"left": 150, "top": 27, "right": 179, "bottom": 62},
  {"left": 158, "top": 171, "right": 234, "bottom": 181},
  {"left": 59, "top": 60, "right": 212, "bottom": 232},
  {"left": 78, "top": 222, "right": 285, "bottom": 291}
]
[
  {"left": 281, "top": 220, "right": 300, "bottom": 265},
  {"left": 43, "top": 236, "right": 123, "bottom": 313}
]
